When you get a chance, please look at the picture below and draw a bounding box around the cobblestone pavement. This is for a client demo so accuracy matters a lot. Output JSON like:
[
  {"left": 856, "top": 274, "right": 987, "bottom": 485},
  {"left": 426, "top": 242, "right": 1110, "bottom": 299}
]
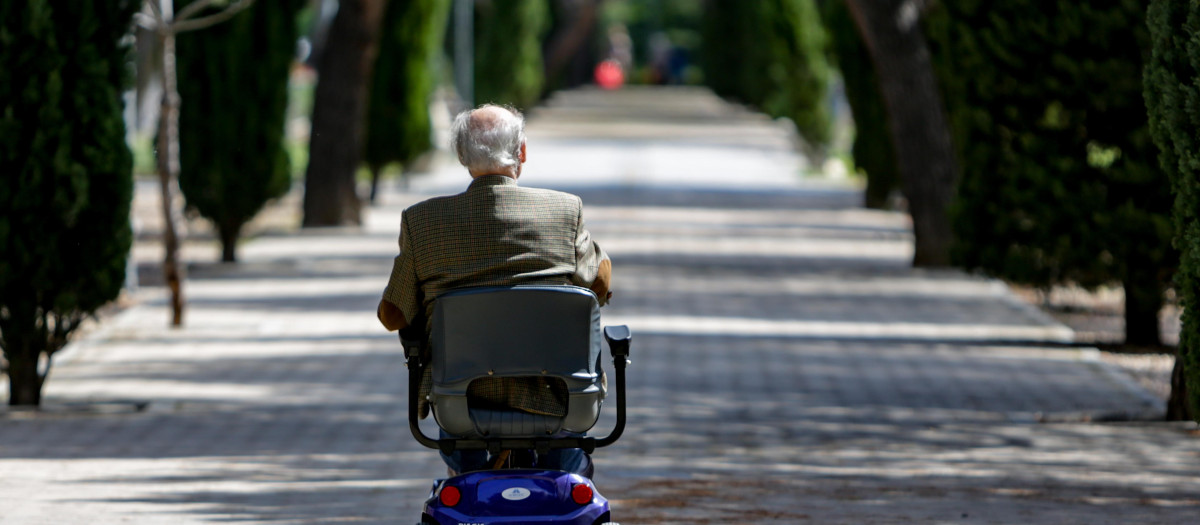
[{"left": 3, "top": 87, "right": 1199, "bottom": 524}]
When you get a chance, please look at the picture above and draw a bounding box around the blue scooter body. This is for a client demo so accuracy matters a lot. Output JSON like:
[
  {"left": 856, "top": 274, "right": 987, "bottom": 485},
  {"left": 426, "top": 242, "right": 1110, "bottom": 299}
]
[
  {"left": 424, "top": 469, "right": 610, "bottom": 525},
  {"left": 400, "top": 289, "right": 632, "bottom": 525}
]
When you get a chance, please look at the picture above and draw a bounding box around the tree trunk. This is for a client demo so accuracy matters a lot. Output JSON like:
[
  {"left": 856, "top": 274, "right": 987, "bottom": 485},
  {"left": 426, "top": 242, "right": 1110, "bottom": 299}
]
[
  {"left": 219, "top": 222, "right": 240, "bottom": 263},
  {"left": 1166, "top": 354, "right": 1195, "bottom": 420},
  {"left": 543, "top": 0, "right": 599, "bottom": 91},
  {"left": 157, "top": 29, "right": 186, "bottom": 326},
  {"left": 864, "top": 178, "right": 892, "bottom": 210},
  {"left": 844, "top": 0, "right": 958, "bottom": 267},
  {"left": 1126, "top": 251, "right": 1178, "bottom": 419},
  {"left": 1123, "top": 254, "right": 1163, "bottom": 347},
  {"left": 7, "top": 351, "right": 43, "bottom": 407},
  {"left": 302, "top": 0, "right": 386, "bottom": 227},
  {"left": 368, "top": 164, "right": 381, "bottom": 205}
]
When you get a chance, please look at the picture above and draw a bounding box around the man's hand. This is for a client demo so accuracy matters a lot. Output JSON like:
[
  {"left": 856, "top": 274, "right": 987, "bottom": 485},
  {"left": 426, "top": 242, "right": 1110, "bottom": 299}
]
[
  {"left": 590, "top": 259, "right": 612, "bottom": 306},
  {"left": 377, "top": 299, "right": 408, "bottom": 331}
]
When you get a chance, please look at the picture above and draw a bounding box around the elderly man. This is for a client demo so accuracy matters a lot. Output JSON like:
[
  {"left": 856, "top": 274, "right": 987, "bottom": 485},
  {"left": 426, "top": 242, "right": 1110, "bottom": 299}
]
[{"left": 378, "top": 104, "right": 611, "bottom": 476}]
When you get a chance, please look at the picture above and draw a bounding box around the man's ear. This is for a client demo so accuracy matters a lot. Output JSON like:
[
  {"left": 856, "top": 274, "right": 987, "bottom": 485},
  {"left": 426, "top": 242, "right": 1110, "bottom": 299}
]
[{"left": 519, "top": 141, "right": 527, "bottom": 163}]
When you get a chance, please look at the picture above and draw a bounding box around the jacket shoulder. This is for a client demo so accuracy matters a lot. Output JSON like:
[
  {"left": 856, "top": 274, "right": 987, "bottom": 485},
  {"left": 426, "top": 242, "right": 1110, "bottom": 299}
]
[
  {"left": 511, "top": 186, "right": 583, "bottom": 208},
  {"left": 404, "top": 193, "right": 463, "bottom": 221}
]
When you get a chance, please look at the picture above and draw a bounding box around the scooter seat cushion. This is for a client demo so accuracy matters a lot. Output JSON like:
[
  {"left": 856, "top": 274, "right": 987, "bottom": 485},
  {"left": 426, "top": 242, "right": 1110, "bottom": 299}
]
[{"left": 467, "top": 407, "right": 563, "bottom": 437}]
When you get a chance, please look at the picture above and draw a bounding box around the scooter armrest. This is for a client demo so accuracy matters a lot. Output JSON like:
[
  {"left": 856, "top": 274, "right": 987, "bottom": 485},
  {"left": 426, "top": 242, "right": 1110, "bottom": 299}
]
[
  {"left": 603, "top": 325, "right": 631, "bottom": 358},
  {"left": 399, "top": 325, "right": 424, "bottom": 360},
  {"left": 596, "top": 325, "right": 631, "bottom": 448}
]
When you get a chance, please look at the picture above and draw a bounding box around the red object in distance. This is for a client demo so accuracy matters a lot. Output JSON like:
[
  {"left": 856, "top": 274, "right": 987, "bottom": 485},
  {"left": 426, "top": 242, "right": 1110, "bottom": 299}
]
[{"left": 594, "top": 59, "right": 624, "bottom": 90}]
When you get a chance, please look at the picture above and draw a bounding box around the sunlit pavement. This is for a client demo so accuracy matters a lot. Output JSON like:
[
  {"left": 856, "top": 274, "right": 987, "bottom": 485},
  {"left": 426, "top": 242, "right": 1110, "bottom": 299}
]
[{"left": 2, "top": 87, "right": 1198, "bottom": 524}]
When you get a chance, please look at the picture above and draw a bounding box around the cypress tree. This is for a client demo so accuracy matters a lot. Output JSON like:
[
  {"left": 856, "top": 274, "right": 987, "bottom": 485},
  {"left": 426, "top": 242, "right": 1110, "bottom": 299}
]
[
  {"left": 1145, "top": 0, "right": 1200, "bottom": 420},
  {"left": 176, "top": 1, "right": 304, "bottom": 262},
  {"left": 701, "top": 0, "right": 832, "bottom": 152},
  {"left": 474, "top": 0, "right": 551, "bottom": 109},
  {"left": 820, "top": 0, "right": 898, "bottom": 209},
  {"left": 927, "top": 0, "right": 1175, "bottom": 346},
  {"left": 0, "top": 1, "right": 137, "bottom": 405},
  {"left": 364, "top": 0, "right": 452, "bottom": 202}
]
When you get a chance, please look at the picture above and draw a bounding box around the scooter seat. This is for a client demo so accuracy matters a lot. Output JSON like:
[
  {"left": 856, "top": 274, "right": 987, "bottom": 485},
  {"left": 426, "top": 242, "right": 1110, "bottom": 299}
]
[
  {"left": 427, "top": 285, "right": 605, "bottom": 440},
  {"left": 467, "top": 407, "right": 562, "bottom": 437}
]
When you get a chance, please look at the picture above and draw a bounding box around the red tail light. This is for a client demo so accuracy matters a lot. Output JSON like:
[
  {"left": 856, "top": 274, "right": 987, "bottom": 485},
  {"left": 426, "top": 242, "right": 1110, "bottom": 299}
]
[
  {"left": 571, "top": 483, "right": 593, "bottom": 505},
  {"left": 440, "top": 485, "right": 462, "bottom": 507}
]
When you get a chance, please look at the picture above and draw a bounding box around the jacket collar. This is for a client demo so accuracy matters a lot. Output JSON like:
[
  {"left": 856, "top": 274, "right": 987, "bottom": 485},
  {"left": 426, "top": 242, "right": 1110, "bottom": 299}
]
[{"left": 469, "top": 175, "right": 518, "bottom": 189}]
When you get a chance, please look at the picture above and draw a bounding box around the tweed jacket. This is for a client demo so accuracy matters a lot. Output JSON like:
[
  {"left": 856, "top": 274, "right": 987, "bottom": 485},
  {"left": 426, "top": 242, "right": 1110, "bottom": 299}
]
[{"left": 383, "top": 175, "right": 609, "bottom": 419}]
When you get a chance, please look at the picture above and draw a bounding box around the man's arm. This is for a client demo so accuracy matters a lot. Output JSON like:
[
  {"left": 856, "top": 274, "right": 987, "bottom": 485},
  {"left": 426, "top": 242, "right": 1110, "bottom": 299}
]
[
  {"left": 379, "top": 212, "right": 422, "bottom": 331},
  {"left": 572, "top": 204, "right": 612, "bottom": 305}
]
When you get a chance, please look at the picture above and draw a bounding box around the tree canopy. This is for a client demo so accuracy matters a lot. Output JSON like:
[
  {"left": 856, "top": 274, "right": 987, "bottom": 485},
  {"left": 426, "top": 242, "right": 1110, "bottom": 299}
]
[
  {"left": 1145, "top": 0, "right": 1200, "bottom": 419},
  {"left": 474, "top": 0, "right": 550, "bottom": 109},
  {"left": 701, "top": 0, "right": 832, "bottom": 152},
  {"left": 820, "top": 0, "right": 898, "bottom": 209},
  {"left": 177, "top": 0, "right": 305, "bottom": 262},
  {"left": 364, "top": 0, "right": 451, "bottom": 200},
  {"left": 0, "top": 1, "right": 137, "bottom": 405},
  {"left": 928, "top": 0, "right": 1174, "bottom": 345}
]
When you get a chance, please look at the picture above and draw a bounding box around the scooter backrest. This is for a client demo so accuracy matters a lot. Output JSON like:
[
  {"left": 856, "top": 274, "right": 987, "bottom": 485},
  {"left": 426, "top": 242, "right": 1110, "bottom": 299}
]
[{"left": 431, "top": 285, "right": 602, "bottom": 388}]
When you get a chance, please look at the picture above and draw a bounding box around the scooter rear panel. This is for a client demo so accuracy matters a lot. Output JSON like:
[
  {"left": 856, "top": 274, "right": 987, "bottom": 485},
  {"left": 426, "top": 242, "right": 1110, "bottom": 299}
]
[{"left": 424, "top": 469, "right": 609, "bottom": 525}]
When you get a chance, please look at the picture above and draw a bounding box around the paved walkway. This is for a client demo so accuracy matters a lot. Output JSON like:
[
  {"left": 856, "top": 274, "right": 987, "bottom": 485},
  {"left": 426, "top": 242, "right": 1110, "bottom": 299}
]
[{"left": 2, "top": 87, "right": 1198, "bottom": 524}]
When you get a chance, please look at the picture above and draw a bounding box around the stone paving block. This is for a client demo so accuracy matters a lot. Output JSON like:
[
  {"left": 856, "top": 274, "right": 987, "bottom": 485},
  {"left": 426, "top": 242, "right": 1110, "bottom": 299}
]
[{"left": 3, "top": 87, "right": 1197, "bottom": 524}]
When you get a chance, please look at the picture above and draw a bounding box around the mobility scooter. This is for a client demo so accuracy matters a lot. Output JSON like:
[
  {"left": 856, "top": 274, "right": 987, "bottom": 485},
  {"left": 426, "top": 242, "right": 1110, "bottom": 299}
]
[{"left": 401, "top": 285, "right": 631, "bottom": 525}]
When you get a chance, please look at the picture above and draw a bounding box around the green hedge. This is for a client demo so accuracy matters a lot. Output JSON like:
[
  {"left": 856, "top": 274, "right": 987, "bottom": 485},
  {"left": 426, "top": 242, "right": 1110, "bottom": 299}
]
[
  {"left": 474, "top": 0, "right": 550, "bottom": 109},
  {"left": 701, "top": 0, "right": 832, "bottom": 151},
  {"left": 820, "top": 0, "right": 898, "bottom": 208},
  {"left": 364, "top": 0, "right": 451, "bottom": 183},
  {"left": 176, "top": 1, "right": 304, "bottom": 262},
  {"left": 1145, "top": 0, "right": 1200, "bottom": 418},
  {"left": 927, "top": 0, "right": 1174, "bottom": 345},
  {"left": 0, "top": 2, "right": 137, "bottom": 405}
]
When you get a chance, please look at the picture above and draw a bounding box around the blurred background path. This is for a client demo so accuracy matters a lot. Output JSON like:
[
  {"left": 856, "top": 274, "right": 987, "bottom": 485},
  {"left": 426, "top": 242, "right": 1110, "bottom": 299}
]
[{"left": 2, "top": 87, "right": 1197, "bottom": 524}]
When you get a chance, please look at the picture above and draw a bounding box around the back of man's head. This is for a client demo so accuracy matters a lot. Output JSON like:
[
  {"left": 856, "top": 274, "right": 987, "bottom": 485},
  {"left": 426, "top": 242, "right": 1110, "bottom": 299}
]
[{"left": 450, "top": 104, "right": 526, "bottom": 176}]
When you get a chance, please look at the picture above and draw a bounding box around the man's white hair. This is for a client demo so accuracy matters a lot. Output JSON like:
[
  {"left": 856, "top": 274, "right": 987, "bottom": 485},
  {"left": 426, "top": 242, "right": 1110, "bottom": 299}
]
[{"left": 450, "top": 104, "right": 526, "bottom": 173}]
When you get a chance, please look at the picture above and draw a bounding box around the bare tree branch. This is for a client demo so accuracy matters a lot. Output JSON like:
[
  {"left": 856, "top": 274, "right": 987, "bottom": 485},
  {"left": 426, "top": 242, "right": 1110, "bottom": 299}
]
[
  {"left": 174, "top": 0, "right": 221, "bottom": 24},
  {"left": 171, "top": 0, "right": 255, "bottom": 34},
  {"left": 133, "top": 11, "right": 161, "bottom": 30},
  {"left": 138, "top": 0, "right": 257, "bottom": 326},
  {"left": 138, "top": 1, "right": 164, "bottom": 29}
]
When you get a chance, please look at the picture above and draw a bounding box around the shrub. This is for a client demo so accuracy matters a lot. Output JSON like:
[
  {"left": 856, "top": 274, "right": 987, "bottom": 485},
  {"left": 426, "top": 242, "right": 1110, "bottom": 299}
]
[
  {"left": 176, "top": 1, "right": 305, "bottom": 262},
  {"left": 927, "top": 0, "right": 1175, "bottom": 346},
  {"left": 1145, "top": 0, "right": 1200, "bottom": 419},
  {"left": 820, "top": 0, "right": 898, "bottom": 208},
  {"left": 364, "top": 0, "right": 452, "bottom": 200},
  {"left": 474, "top": 0, "right": 550, "bottom": 109},
  {"left": 701, "top": 0, "right": 832, "bottom": 152},
  {"left": 0, "top": 2, "right": 137, "bottom": 405}
]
